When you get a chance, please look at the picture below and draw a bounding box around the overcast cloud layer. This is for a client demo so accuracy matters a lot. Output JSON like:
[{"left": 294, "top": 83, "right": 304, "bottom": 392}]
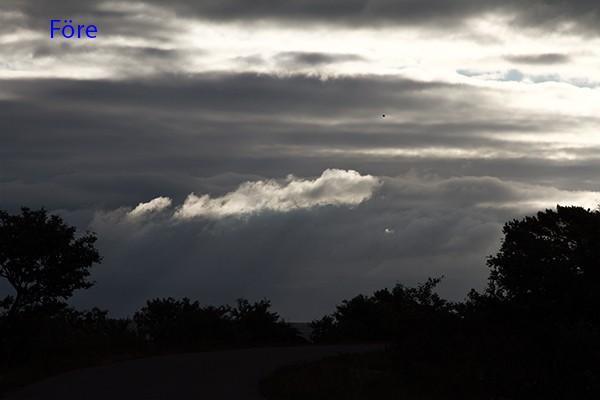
[{"left": 2, "top": 0, "right": 600, "bottom": 320}]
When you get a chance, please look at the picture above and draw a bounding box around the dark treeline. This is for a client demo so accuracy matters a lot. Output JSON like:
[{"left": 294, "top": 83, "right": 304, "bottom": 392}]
[
  {"left": 0, "top": 297, "right": 303, "bottom": 390},
  {"left": 0, "top": 296, "right": 302, "bottom": 362},
  {"left": 3, "top": 206, "right": 600, "bottom": 398},
  {"left": 0, "top": 209, "right": 302, "bottom": 391},
  {"left": 134, "top": 297, "right": 302, "bottom": 349},
  {"left": 263, "top": 205, "right": 600, "bottom": 399},
  {"left": 299, "top": 278, "right": 599, "bottom": 398}
]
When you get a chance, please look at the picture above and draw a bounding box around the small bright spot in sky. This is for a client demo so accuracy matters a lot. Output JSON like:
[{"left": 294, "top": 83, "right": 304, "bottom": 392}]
[{"left": 384, "top": 227, "right": 395, "bottom": 234}]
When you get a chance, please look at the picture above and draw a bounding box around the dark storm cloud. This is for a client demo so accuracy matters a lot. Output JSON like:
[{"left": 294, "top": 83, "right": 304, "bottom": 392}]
[
  {"left": 142, "top": 0, "right": 600, "bottom": 35},
  {"left": 1, "top": 74, "right": 450, "bottom": 117},
  {"left": 0, "top": 0, "right": 491, "bottom": 30},
  {"left": 505, "top": 53, "right": 571, "bottom": 65},
  {"left": 23, "top": 41, "right": 181, "bottom": 61},
  {"left": 0, "top": 73, "right": 476, "bottom": 186},
  {"left": 0, "top": 74, "right": 564, "bottom": 187},
  {"left": 275, "top": 52, "right": 365, "bottom": 67},
  {"left": 71, "top": 173, "right": 584, "bottom": 320},
  {"left": 4, "top": 0, "right": 600, "bottom": 35},
  {"left": 0, "top": 0, "right": 175, "bottom": 42},
  {"left": 0, "top": 73, "right": 441, "bottom": 210},
  {"left": 0, "top": 72, "right": 592, "bottom": 214},
  {"left": 508, "top": 0, "right": 600, "bottom": 36},
  {"left": 2, "top": 71, "right": 598, "bottom": 318}
]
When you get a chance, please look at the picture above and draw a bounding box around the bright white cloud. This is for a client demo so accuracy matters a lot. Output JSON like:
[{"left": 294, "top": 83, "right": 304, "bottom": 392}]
[
  {"left": 174, "top": 169, "right": 381, "bottom": 219},
  {"left": 128, "top": 196, "right": 172, "bottom": 218}
]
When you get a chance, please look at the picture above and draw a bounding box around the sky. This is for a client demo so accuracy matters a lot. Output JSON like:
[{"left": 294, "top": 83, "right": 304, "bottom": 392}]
[{"left": 2, "top": 0, "right": 600, "bottom": 320}]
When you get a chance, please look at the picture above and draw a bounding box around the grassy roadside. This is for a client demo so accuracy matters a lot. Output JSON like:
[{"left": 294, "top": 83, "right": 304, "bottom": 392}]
[
  {"left": 0, "top": 341, "right": 308, "bottom": 398},
  {"left": 260, "top": 351, "right": 411, "bottom": 400},
  {"left": 0, "top": 350, "right": 148, "bottom": 397},
  {"left": 260, "top": 335, "right": 599, "bottom": 400},
  {"left": 259, "top": 349, "right": 500, "bottom": 400}
]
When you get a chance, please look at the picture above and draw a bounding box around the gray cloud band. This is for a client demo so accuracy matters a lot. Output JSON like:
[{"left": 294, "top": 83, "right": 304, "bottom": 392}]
[
  {"left": 1, "top": 72, "right": 597, "bottom": 215},
  {"left": 4, "top": 0, "right": 600, "bottom": 34}
]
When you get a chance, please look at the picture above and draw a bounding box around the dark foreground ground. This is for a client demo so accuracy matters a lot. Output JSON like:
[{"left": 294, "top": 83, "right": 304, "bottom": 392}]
[{"left": 5, "top": 344, "right": 383, "bottom": 400}]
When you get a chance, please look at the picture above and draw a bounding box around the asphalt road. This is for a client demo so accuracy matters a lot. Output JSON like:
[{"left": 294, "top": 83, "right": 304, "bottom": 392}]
[{"left": 7, "top": 344, "right": 384, "bottom": 400}]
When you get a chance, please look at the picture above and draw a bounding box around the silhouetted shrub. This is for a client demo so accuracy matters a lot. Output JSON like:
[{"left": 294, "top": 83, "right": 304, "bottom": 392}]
[
  {"left": 134, "top": 297, "right": 233, "bottom": 350},
  {"left": 311, "top": 277, "right": 454, "bottom": 342},
  {"left": 1, "top": 306, "right": 139, "bottom": 373},
  {"left": 231, "top": 299, "right": 301, "bottom": 345},
  {"left": 134, "top": 297, "right": 302, "bottom": 351}
]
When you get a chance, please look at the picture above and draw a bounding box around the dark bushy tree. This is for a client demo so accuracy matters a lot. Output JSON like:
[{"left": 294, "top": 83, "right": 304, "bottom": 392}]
[
  {"left": 451, "top": 206, "right": 600, "bottom": 398},
  {"left": 231, "top": 299, "right": 300, "bottom": 344},
  {"left": 134, "top": 297, "right": 302, "bottom": 350},
  {"left": 0, "top": 208, "right": 101, "bottom": 318},
  {"left": 134, "top": 298, "right": 233, "bottom": 349},
  {"left": 311, "top": 277, "right": 453, "bottom": 342},
  {"left": 484, "top": 205, "right": 600, "bottom": 323}
]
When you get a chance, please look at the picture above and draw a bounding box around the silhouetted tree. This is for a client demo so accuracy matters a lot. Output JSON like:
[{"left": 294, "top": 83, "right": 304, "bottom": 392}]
[
  {"left": 0, "top": 208, "right": 101, "bottom": 318},
  {"left": 134, "top": 297, "right": 233, "bottom": 349},
  {"left": 134, "top": 297, "right": 301, "bottom": 350},
  {"left": 311, "top": 277, "right": 453, "bottom": 342},
  {"left": 231, "top": 298, "right": 300, "bottom": 344},
  {"left": 485, "top": 205, "right": 600, "bottom": 323}
]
